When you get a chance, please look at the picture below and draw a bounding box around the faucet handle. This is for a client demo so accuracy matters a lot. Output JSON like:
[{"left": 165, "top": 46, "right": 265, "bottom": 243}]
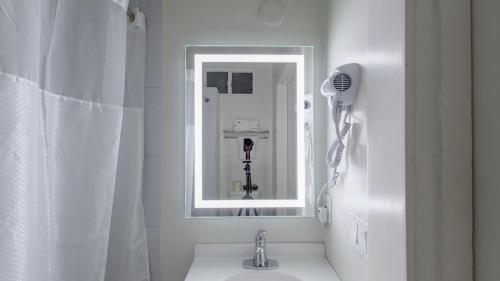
[{"left": 255, "top": 230, "right": 267, "bottom": 245}]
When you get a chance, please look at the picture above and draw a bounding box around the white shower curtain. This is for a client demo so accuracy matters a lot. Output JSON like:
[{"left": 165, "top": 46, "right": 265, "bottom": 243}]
[
  {"left": 0, "top": 0, "right": 149, "bottom": 280},
  {"left": 105, "top": 10, "right": 150, "bottom": 281}
]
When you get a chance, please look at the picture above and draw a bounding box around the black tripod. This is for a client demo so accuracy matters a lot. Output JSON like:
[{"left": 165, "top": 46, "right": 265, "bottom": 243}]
[{"left": 238, "top": 138, "right": 259, "bottom": 216}]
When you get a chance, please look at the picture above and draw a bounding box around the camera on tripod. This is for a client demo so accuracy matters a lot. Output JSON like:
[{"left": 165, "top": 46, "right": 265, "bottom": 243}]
[
  {"left": 242, "top": 138, "right": 258, "bottom": 194},
  {"left": 238, "top": 138, "right": 259, "bottom": 216}
]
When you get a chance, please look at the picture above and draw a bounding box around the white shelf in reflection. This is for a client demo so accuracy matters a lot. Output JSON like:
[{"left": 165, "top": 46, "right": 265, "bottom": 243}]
[{"left": 222, "top": 130, "right": 270, "bottom": 139}]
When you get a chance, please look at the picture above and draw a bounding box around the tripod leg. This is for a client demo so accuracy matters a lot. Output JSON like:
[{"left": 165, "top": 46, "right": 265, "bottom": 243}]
[
  {"left": 253, "top": 208, "right": 259, "bottom": 216},
  {"left": 238, "top": 208, "right": 242, "bottom": 216}
]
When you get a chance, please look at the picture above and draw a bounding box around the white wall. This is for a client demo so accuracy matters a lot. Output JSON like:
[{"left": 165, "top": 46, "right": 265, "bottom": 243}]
[
  {"left": 162, "top": 1, "right": 326, "bottom": 280},
  {"left": 406, "top": 0, "right": 473, "bottom": 281},
  {"left": 322, "top": 0, "right": 406, "bottom": 281},
  {"left": 473, "top": 0, "right": 500, "bottom": 280}
]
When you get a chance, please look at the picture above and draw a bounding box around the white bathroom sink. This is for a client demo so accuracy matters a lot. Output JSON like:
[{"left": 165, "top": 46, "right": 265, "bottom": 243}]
[{"left": 185, "top": 243, "right": 341, "bottom": 281}]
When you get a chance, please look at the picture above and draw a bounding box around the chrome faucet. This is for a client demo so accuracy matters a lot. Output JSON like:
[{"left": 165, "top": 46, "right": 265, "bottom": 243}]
[
  {"left": 253, "top": 230, "right": 268, "bottom": 267},
  {"left": 242, "top": 230, "right": 279, "bottom": 270}
]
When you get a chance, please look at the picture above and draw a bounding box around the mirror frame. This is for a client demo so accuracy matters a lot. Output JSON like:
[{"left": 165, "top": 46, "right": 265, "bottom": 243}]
[{"left": 193, "top": 54, "right": 306, "bottom": 209}]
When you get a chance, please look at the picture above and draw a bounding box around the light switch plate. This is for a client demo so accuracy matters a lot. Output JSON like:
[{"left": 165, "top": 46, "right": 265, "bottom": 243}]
[{"left": 350, "top": 213, "right": 368, "bottom": 257}]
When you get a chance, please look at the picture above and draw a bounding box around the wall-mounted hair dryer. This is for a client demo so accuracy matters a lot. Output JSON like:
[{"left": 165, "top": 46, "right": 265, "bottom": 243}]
[
  {"left": 321, "top": 63, "right": 360, "bottom": 108},
  {"left": 317, "top": 63, "right": 361, "bottom": 226},
  {"left": 320, "top": 63, "right": 361, "bottom": 140}
]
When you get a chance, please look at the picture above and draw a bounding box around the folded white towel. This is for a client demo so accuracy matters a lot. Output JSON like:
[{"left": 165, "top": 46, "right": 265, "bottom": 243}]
[{"left": 234, "top": 120, "right": 259, "bottom": 132}]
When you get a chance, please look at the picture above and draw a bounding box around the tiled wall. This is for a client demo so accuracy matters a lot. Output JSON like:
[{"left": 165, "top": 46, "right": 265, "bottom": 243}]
[{"left": 130, "top": 0, "right": 163, "bottom": 280}]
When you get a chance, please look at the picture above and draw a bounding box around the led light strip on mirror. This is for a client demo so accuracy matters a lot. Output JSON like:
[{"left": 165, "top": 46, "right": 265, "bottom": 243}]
[{"left": 194, "top": 54, "right": 305, "bottom": 209}]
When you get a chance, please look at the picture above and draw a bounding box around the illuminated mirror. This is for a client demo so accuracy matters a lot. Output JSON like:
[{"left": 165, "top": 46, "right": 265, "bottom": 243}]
[{"left": 185, "top": 46, "right": 315, "bottom": 217}]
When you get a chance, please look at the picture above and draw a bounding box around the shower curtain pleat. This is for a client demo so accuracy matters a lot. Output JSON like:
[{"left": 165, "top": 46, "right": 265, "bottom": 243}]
[
  {"left": 105, "top": 14, "right": 150, "bottom": 281},
  {"left": 0, "top": 1, "right": 149, "bottom": 281}
]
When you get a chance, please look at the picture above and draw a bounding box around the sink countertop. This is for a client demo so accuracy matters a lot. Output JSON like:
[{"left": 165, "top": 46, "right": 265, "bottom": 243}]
[{"left": 185, "top": 243, "right": 341, "bottom": 281}]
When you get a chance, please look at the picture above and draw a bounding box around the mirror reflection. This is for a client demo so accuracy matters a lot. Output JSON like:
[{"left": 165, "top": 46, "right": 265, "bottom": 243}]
[{"left": 185, "top": 46, "right": 315, "bottom": 217}]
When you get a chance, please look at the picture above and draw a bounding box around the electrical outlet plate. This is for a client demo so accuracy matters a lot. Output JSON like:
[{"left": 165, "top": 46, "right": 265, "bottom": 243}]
[
  {"left": 317, "top": 192, "right": 332, "bottom": 226},
  {"left": 326, "top": 193, "right": 332, "bottom": 225},
  {"left": 318, "top": 207, "right": 328, "bottom": 226}
]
